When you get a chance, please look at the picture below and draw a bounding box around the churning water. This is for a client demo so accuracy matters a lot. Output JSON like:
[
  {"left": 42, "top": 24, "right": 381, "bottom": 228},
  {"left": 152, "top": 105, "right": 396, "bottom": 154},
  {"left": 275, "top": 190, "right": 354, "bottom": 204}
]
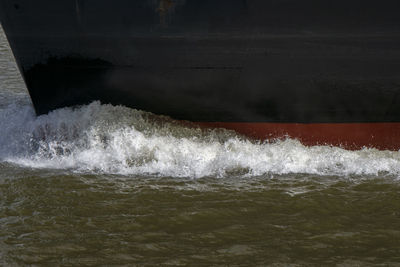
[
  {"left": 1, "top": 27, "right": 399, "bottom": 265},
  {"left": 2, "top": 101, "right": 400, "bottom": 178}
]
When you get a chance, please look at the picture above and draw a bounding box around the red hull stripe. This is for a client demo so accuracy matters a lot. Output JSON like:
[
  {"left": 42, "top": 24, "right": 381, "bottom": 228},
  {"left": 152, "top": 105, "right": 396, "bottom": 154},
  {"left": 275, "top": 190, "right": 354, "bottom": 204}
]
[{"left": 196, "top": 122, "right": 400, "bottom": 151}]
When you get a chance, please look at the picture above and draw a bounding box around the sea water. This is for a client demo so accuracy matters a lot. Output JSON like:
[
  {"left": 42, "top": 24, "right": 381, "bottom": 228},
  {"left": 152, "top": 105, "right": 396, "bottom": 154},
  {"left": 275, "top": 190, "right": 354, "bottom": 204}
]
[{"left": 1, "top": 27, "right": 399, "bottom": 266}]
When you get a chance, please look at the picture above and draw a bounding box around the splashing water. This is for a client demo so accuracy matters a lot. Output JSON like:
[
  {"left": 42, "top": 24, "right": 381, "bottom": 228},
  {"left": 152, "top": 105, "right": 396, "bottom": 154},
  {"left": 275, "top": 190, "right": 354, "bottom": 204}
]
[{"left": 0, "top": 101, "right": 400, "bottom": 178}]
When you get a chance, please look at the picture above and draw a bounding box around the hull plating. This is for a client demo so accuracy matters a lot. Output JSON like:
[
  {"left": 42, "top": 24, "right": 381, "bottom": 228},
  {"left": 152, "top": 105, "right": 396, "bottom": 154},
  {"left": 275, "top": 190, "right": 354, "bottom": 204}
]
[
  {"left": 198, "top": 122, "right": 400, "bottom": 150},
  {"left": 1, "top": 0, "right": 400, "bottom": 149}
]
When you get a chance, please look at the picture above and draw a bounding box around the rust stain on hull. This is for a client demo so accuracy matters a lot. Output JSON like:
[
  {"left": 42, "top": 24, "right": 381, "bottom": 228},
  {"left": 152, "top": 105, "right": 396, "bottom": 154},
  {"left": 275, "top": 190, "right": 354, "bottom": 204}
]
[{"left": 156, "top": 0, "right": 184, "bottom": 26}]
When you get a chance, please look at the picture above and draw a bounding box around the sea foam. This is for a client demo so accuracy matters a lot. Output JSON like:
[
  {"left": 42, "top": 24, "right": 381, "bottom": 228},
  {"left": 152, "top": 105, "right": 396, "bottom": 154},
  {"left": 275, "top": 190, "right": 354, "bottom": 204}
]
[{"left": 1, "top": 101, "right": 400, "bottom": 178}]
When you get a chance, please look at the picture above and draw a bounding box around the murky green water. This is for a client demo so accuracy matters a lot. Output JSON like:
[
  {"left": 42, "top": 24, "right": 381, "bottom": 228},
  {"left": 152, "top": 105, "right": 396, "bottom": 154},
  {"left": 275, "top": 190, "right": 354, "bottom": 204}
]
[{"left": 1, "top": 27, "right": 400, "bottom": 266}]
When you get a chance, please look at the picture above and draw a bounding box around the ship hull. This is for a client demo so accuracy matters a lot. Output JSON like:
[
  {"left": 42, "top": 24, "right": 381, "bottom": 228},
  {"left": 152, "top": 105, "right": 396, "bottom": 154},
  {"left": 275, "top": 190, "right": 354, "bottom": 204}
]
[
  {"left": 198, "top": 122, "right": 400, "bottom": 150},
  {"left": 1, "top": 0, "right": 400, "bottom": 149}
]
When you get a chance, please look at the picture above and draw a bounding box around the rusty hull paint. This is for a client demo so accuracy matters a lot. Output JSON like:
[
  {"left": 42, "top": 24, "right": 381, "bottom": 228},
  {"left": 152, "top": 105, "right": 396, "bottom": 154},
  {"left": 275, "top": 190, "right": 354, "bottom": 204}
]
[{"left": 197, "top": 122, "right": 400, "bottom": 151}]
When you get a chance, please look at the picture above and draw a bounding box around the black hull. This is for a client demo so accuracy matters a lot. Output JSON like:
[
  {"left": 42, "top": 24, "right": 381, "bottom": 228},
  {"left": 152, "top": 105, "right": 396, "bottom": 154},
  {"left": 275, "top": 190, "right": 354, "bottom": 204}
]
[{"left": 1, "top": 0, "right": 400, "bottom": 149}]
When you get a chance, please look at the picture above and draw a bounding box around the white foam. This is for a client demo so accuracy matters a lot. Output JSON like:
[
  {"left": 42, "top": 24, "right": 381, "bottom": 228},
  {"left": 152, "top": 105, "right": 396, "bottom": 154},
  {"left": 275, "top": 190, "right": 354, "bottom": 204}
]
[{"left": 1, "top": 101, "right": 400, "bottom": 178}]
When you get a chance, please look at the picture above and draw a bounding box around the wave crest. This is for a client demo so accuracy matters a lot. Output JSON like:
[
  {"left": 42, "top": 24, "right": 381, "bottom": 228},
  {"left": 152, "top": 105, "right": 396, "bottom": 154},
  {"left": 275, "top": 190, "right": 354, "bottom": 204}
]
[{"left": 1, "top": 101, "right": 400, "bottom": 178}]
